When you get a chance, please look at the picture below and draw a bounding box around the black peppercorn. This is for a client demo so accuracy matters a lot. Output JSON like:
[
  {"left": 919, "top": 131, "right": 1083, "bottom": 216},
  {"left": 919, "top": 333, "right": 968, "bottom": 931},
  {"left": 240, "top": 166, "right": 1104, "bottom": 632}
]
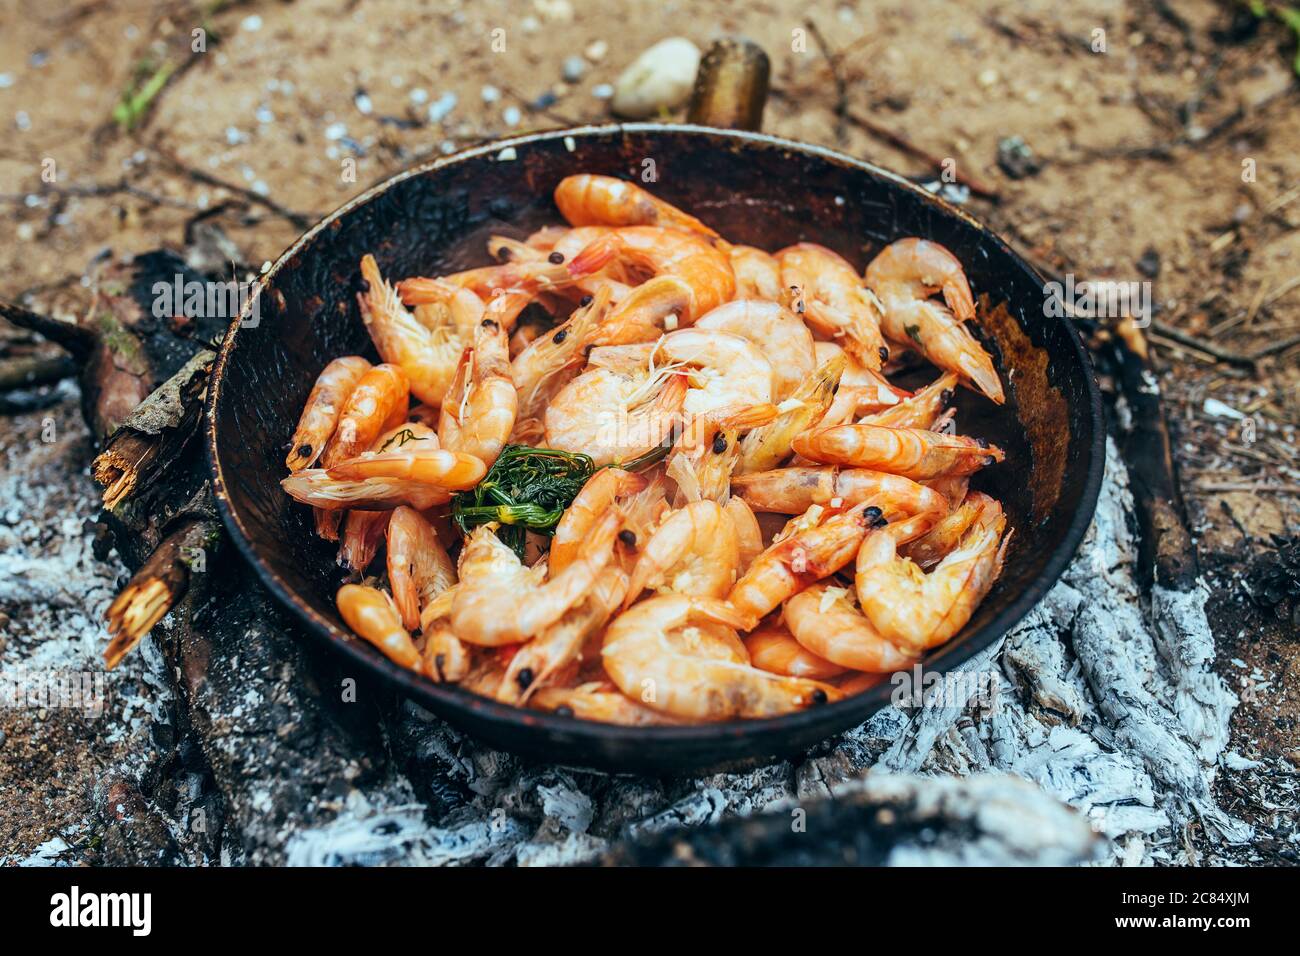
[
  {"left": 548, "top": 251, "right": 565, "bottom": 264},
  {"left": 516, "top": 667, "right": 535, "bottom": 689},
  {"left": 712, "top": 434, "right": 728, "bottom": 453}
]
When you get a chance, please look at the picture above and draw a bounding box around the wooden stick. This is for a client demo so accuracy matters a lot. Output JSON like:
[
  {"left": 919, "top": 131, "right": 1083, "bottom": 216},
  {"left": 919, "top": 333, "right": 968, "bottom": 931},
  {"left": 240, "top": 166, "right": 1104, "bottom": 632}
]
[
  {"left": 0, "top": 354, "right": 78, "bottom": 391},
  {"left": 92, "top": 349, "right": 214, "bottom": 509},
  {"left": 104, "top": 516, "right": 217, "bottom": 669}
]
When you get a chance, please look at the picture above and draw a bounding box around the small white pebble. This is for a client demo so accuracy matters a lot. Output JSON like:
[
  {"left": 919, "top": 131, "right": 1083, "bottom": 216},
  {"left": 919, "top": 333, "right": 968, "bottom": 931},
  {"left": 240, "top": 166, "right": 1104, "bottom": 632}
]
[
  {"left": 563, "top": 135, "right": 576, "bottom": 152},
  {"left": 252, "top": 180, "right": 269, "bottom": 196},
  {"left": 255, "top": 105, "right": 274, "bottom": 124},
  {"left": 15, "top": 111, "right": 31, "bottom": 131},
  {"left": 0, "top": 74, "right": 14, "bottom": 88},
  {"left": 260, "top": 260, "right": 272, "bottom": 274},
  {"left": 481, "top": 84, "right": 501, "bottom": 103},
  {"left": 241, "top": 14, "right": 262, "bottom": 32},
  {"left": 409, "top": 87, "right": 428, "bottom": 105},
  {"left": 324, "top": 122, "right": 347, "bottom": 141},
  {"left": 354, "top": 91, "right": 373, "bottom": 115},
  {"left": 440, "top": 140, "right": 457, "bottom": 154},
  {"left": 591, "top": 83, "right": 614, "bottom": 99},
  {"left": 496, "top": 146, "right": 517, "bottom": 161},
  {"left": 427, "top": 91, "right": 457, "bottom": 124},
  {"left": 503, "top": 105, "right": 521, "bottom": 126},
  {"left": 585, "top": 39, "right": 608, "bottom": 61}
]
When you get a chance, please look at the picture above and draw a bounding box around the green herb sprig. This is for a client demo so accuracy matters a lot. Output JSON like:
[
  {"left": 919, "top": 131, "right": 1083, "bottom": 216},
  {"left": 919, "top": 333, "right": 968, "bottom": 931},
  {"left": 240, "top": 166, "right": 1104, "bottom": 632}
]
[{"left": 449, "top": 442, "right": 673, "bottom": 559}]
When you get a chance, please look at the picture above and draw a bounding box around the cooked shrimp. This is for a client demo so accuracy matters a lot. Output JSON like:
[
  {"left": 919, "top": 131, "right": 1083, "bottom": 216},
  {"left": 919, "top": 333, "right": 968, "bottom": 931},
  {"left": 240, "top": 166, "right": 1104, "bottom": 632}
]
[
  {"left": 336, "top": 584, "right": 421, "bottom": 670},
  {"left": 325, "top": 447, "right": 486, "bottom": 488},
  {"left": 617, "top": 471, "right": 672, "bottom": 558},
  {"left": 451, "top": 510, "right": 621, "bottom": 646},
  {"left": 864, "top": 238, "right": 1004, "bottom": 403},
  {"left": 728, "top": 502, "right": 874, "bottom": 625},
  {"left": 421, "top": 623, "right": 471, "bottom": 683},
  {"left": 337, "top": 421, "right": 439, "bottom": 570},
  {"left": 745, "top": 619, "right": 846, "bottom": 680},
  {"left": 862, "top": 372, "right": 958, "bottom": 429},
  {"left": 282, "top": 470, "right": 460, "bottom": 512},
  {"left": 737, "top": 351, "right": 845, "bottom": 473},
  {"left": 725, "top": 496, "right": 763, "bottom": 574},
  {"left": 784, "top": 583, "right": 915, "bottom": 672},
  {"left": 554, "top": 174, "right": 720, "bottom": 239},
  {"left": 557, "top": 226, "right": 735, "bottom": 321},
  {"left": 778, "top": 243, "right": 887, "bottom": 370},
  {"left": 625, "top": 499, "right": 740, "bottom": 605},
  {"left": 499, "top": 566, "right": 628, "bottom": 704},
  {"left": 792, "top": 424, "right": 1004, "bottom": 481},
  {"left": 319, "top": 363, "right": 410, "bottom": 468},
  {"left": 544, "top": 366, "right": 687, "bottom": 466},
  {"left": 286, "top": 356, "right": 371, "bottom": 471},
  {"left": 732, "top": 466, "right": 948, "bottom": 519},
  {"left": 532, "top": 681, "right": 683, "bottom": 725},
  {"left": 438, "top": 320, "right": 516, "bottom": 467},
  {"left": 728, "top": 245, "right": 783, "bottom": 301},
  {"left": 812, "top": 342, "right": 909, "bottom": 428},
  {"left": 401, "top": 233, "right": 620, "bottom": 308},
  {"left": 587, "top": 275, "right": 695, "bottom": 346},
  {"left": 694, "top": 300, "right": 815, "bottom": 401},
  {"left": 512, "top": 287, "right": 610, "bottom": 422},
  {"left": 653, "top": 327, "right": 773, "bottom": 415},
  {"left": 665, "top": 402, "right": 777, "bottom": 504},
  {"left": 550, "top": 468, "right": 646, "bottom": 572},
  {"left": 358, "top": 255, "right": 478, "bottom": 408},
  {"left": 855, "top": 500, "right": 1009, "bottom": 653},
  {"left": 602, "top": 594, "right": 842, "bottom": 720},
  {"left": 901, "top": 490, "right": 992, "bottom": 569},
  {"left": 338, "top": 510, "right": 388, "bottom": 572},
  {"left": 387, "top": 506, "right": 457, "bottom": 632}
]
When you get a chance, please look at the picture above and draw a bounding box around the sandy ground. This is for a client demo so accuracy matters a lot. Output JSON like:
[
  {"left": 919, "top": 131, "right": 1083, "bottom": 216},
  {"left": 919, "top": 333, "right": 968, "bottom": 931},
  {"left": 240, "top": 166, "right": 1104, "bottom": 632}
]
[{"left": 1, "top": 0, "right": 1297, "bottom": 863}]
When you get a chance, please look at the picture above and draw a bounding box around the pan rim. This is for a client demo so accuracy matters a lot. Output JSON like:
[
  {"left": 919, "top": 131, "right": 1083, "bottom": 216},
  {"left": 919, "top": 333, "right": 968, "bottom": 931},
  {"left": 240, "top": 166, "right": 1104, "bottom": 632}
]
[{"left": 205, "top": 122, "right": 1106, "bottom": 753}]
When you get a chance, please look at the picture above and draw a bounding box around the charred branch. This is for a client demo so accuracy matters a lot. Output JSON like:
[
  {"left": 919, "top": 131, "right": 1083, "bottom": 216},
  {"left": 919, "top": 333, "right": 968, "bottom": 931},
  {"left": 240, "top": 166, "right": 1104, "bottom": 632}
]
[{"left": 93, "top": 349, "right": 214, "bottom": 509}]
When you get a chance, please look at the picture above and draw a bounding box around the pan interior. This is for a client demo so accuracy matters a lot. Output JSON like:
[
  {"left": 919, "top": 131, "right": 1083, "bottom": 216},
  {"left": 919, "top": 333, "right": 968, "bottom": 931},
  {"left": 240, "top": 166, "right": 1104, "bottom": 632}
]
[{"left": 209, "top": 125, "right": 1098, "bottom": 766}]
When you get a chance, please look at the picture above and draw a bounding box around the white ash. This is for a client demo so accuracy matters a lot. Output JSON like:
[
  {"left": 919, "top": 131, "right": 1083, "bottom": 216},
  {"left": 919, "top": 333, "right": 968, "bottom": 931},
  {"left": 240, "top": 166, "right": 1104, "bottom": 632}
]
[{"left": 0, "top": 394, "right": 174, "bottom": 859}]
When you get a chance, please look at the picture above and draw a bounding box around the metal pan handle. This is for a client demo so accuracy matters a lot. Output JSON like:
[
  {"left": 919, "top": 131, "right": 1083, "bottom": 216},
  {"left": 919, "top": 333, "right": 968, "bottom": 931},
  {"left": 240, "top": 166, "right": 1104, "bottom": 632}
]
[{"left": 686, "top": 39, "right": 770, "bottom": 132}]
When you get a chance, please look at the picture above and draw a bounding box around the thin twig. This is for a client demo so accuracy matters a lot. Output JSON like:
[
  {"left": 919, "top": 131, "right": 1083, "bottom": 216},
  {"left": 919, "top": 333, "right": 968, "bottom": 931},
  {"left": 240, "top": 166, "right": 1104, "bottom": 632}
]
[
  {"left": 1150, "top": 320, "right": 1257, "bottom": 368},
  {"left": 152, "top": 143, "right": 318, "bottom": 229},
  {"left": 804, "top": 18, "right": 849, "bottom": 145},
  {"left": 844, "top": 109, "right": 1002, "bottom": 200},
  {"left": 1196, "top": 482, "right": 1300, "bottom": 494}
]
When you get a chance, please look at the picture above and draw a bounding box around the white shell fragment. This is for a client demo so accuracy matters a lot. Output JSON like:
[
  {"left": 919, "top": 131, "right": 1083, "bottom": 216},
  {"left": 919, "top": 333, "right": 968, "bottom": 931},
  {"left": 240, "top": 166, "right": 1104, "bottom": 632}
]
[{"left": 610, "top": 37, "right": 702, "bottom": 120}]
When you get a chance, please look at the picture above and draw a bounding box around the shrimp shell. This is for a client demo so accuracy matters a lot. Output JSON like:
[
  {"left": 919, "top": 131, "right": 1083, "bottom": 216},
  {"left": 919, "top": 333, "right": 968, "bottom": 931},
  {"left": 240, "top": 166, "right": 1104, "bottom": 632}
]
[
  {"left": 602, "top": 594, "right": 842, "bottom": 721},
  {"left": 286, "top": 356, "right": 372, "bottom": 471},
  {"left": 791, "top": 424, "right": 1004, "bottom": 481}
]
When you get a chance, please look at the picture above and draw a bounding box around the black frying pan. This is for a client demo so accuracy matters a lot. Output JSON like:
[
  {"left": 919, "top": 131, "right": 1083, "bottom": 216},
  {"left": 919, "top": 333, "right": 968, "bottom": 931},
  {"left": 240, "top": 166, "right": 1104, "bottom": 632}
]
[{"left": 205, "top": 42, "right": 1104, "bottom": 774}]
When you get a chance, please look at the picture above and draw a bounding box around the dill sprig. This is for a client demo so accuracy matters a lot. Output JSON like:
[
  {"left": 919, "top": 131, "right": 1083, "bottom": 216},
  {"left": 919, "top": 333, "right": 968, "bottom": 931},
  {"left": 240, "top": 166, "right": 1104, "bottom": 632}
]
[
  {"left": 449, "top": 442, "right": 674, "bottom": 559},
  {"left": 451, "top": 445, "right": 596, "bottom": 559}
]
